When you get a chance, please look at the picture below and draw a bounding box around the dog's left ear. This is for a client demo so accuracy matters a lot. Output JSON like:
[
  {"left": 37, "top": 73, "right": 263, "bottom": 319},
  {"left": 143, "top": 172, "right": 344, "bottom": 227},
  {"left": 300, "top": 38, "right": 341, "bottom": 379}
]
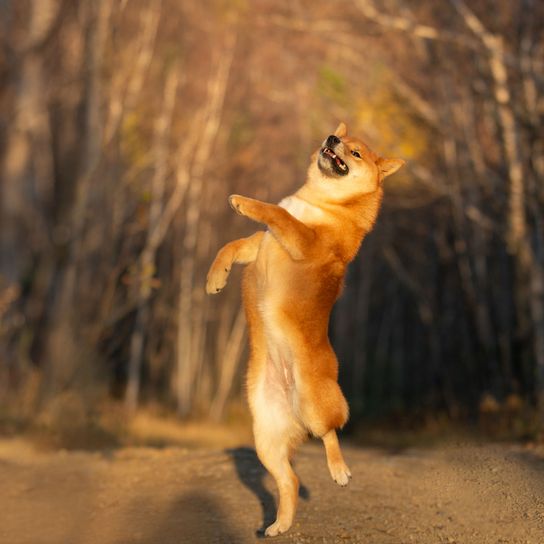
[
  {"left": 376, "top": 157, "right": 405, "bottom": 179},
  {"left": 334, "top": 122, "right": 347, "bottom": 138}
]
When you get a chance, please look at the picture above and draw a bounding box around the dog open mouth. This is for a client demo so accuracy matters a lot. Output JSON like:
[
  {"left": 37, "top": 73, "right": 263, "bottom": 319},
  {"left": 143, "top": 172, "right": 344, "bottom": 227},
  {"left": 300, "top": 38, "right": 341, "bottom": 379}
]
[{"left": 321, "top": 147, "right": 349, "bottom": 176}]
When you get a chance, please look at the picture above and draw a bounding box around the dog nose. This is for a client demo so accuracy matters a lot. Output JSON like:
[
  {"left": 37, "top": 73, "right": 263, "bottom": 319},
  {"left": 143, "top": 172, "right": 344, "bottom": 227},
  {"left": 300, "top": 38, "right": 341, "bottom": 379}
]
[{"left": 326, "top": 135, "right": 341, "bottom": 148}]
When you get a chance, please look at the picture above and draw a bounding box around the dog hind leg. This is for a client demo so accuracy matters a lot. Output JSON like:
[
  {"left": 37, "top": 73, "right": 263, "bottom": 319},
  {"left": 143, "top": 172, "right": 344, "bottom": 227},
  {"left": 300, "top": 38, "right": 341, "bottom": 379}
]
[
  {"left": 253, "top": 426, "right": 300, "bottom": 537},
  {"left": 250, "top": 369, "right": 305, "bottom": 537},
  {"left": 322, "top": 429, "right": 351, "bottom": 486},
  {"left": 299, "top": 377, "right": 351, "bottom": 486}
]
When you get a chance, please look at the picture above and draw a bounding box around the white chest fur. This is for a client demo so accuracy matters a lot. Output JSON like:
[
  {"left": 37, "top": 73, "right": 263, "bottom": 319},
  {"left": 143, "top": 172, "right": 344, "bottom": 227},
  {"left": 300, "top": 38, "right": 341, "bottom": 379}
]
[{"left": 279, "top": 195, "right": 327, "bottom": 225}]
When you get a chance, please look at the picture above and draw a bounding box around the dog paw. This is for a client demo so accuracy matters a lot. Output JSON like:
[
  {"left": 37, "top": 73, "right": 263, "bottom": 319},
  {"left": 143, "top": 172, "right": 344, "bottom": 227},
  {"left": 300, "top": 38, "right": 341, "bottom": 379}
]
[
  {"left": 205, "top": 265, "right": 230, "bottom": 294},
  {"left": 264, "top": 519, "right": 291, "bottom": 537},
  {"left": 228, "top": 194, "right": 246, "bottom": 215},
  {"left": 228, "top": 194, "right": 259, "bottom": 218},
  {"left": 328, "top": 460, "right": 352, "bottom": 487}
]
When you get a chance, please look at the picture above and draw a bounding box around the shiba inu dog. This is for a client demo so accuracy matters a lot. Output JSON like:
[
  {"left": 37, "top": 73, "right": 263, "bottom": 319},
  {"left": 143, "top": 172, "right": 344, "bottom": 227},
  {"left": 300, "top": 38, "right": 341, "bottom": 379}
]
[{"left": 206, "top": 123, "right": 404, "bottom": 536}]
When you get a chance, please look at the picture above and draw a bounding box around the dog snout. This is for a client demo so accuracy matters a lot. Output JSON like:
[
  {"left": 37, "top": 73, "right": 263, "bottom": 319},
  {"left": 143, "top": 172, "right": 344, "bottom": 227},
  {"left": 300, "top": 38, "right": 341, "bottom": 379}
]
[{"left": 325, "top": 135, "right": 341, "bottom": 148}]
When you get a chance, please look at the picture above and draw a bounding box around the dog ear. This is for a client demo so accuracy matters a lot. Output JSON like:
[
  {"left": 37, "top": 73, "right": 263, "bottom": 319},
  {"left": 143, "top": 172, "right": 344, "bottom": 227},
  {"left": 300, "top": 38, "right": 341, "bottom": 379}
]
[
  {"left": 334, "top": 122, "right": 347, "bottom": 138},
  {"left": 376, "top": 157, "right": 405, "bottom": 179}
]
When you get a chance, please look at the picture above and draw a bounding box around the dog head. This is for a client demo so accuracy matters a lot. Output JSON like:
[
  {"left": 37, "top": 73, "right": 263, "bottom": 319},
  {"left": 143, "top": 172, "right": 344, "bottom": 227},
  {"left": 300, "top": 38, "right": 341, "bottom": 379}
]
[{"left": 307, "top": 122, "right": 405, "bottom": 201}]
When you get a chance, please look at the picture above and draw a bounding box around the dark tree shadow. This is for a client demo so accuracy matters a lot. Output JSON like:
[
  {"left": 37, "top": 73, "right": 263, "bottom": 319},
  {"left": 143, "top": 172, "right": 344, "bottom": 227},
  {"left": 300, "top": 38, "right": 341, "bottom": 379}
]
[
  {"left": 137, "top": 491, "right": 242, "bottom": 544},
  {"left": 226, "top": 447, "right": 310, "bottom": 537}
]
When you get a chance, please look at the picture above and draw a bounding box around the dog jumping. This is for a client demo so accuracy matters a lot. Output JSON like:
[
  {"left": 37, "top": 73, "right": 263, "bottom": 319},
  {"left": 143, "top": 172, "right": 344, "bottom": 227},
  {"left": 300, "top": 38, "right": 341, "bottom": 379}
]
[{"left": 207, "top": 122, "right": 404, "bottom": 536}]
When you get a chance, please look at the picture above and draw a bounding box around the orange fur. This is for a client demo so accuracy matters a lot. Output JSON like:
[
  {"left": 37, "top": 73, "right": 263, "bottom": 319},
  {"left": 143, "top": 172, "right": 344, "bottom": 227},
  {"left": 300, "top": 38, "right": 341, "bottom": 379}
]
[{"left": 207, "top": 123, "right": 404, "bottom": 536}]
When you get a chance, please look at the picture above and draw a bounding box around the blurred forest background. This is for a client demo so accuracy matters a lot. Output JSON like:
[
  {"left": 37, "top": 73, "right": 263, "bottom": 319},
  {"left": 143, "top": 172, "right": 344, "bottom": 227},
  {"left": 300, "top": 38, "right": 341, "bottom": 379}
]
[{"left": 1, "top": 0, "right": 543, "bottom": 442}]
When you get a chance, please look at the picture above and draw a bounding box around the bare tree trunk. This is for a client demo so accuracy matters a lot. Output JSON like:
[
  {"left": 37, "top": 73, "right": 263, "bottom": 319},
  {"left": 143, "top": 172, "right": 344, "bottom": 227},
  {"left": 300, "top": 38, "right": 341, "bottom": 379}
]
[
  {"left": 352, "top": 240, "right": 375, "bottom": 401},
  {"left": 125, "top": 68, "right": 179, "bottom": 412},
  {"left": 104, "top": 3, "right": 161, "bottom": 145},
  {"left": 452, "top": 0, "right": 544, "bottom": 408},
  {"left": 40, "top": 0, "right": 112, "bottom": 396},
  {"left": 441, "top": 81, "right": 497, "bottom": 381},
  {"left": 176, "top": 31, "right": 236, "bottom": 416},
  {"left": 209, "top": 307, "right": 246, "bottom": 420},
  {"left": 0, "top": 0, "right": 59, "bottom": 284},
  {"left": 58, "top": 0, "right": 111, "bottom": 310},
  {"left": 191, "top": 217, "right": 214, "bottom": 409}
]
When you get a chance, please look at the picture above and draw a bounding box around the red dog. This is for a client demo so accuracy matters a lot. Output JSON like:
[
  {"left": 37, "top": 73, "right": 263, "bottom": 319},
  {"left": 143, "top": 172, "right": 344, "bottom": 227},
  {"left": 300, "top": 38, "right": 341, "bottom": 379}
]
[{"left": 207, "top": 123, "right": 404, "bottom": 536}]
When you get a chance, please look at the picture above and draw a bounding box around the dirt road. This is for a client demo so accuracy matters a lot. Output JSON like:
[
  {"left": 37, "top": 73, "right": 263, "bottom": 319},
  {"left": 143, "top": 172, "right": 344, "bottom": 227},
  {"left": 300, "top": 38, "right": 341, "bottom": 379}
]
[{"left": 1, "top": 438, "right": 543, "bottom": 543}]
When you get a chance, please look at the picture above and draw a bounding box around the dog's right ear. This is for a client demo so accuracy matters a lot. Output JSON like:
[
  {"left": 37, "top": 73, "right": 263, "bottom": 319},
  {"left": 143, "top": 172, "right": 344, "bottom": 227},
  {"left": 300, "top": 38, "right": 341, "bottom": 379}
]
[{"left": 334, "top": 122, "right": 347, "bottom": 138}]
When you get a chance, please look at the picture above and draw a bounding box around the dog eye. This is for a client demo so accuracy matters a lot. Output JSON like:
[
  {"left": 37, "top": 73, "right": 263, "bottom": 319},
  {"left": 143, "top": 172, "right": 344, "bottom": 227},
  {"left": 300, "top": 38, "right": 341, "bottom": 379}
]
[{"left": 351, "top": 150, "right": 361, "bottom": 158}]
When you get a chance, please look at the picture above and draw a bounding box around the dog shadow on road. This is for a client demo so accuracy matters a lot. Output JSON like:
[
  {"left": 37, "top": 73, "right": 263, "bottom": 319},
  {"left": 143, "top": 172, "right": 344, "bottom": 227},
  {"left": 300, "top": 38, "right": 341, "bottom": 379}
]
[{"left": 226, "top": 447, "right": 310, "bottom": 537}]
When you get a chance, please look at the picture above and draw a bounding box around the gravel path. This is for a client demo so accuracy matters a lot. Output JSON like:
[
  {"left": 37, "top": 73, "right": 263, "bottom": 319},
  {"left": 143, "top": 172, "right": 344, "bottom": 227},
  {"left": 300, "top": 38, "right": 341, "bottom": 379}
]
[{"left": 1, "top": 438, "right": 543, "bottom": 543}]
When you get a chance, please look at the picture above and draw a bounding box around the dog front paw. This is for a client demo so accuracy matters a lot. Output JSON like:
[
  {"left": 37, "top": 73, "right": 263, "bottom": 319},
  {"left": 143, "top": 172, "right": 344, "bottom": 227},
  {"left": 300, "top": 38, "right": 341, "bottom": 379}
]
[
  {"left": 229, "top": 194, "right": 262, "bottom": 219},
  {"left": 228, "top": 194, "right": 247, "bottom": 215},
  {"left": 206, "top": 262, "right": 231, "bottom": 294}
]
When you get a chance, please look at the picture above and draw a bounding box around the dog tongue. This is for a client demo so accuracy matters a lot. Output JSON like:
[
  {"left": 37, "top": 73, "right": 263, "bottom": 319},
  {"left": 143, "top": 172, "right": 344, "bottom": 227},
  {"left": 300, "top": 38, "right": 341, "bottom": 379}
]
[{"left": 335, "top": 157, "right": 347, "bottom": 171}]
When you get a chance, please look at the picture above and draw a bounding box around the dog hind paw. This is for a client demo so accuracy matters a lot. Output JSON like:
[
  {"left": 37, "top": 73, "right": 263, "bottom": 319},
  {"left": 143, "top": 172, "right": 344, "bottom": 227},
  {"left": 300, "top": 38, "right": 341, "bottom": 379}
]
[
  {"left": 264, "top": 519, "right": 291, "bottom": 537},
  {"left": 328, "top": 460, "right": 352, "bottom": 487}
]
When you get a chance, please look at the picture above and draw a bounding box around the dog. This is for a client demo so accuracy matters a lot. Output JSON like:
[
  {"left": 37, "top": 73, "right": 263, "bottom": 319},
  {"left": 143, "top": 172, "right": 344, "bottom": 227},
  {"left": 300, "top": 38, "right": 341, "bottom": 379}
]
[{"left": 206, "top": 122, "right": 404, "bottom": 536}]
